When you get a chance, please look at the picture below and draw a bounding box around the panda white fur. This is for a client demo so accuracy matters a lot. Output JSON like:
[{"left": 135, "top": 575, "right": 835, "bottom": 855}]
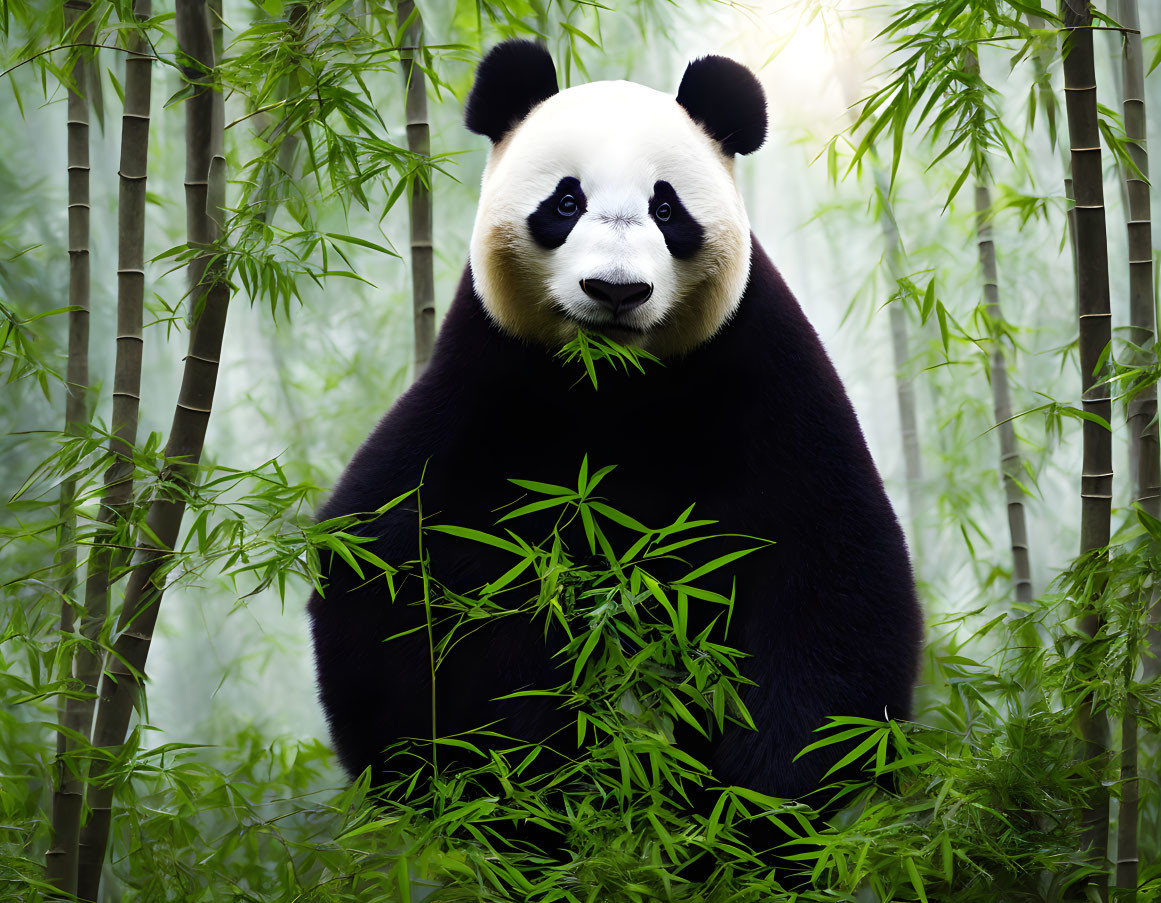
[{"left": 309, "top": 39, "right": 922, "bottom": 858}]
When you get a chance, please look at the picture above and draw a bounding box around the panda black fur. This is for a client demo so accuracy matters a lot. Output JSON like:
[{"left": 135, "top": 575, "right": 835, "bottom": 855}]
[{"left": 308, "top": 41, "right": 922, "bottom": 822}]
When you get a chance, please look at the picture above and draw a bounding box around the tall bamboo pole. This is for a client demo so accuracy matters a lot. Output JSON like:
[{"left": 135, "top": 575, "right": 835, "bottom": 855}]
[
  {"left": 974, "top": 184, "right": 1034, "bottom": 609},
  {"left": 64, "top": 4, "right": 153, "bottom": 893},
  {"left": 396, "top": 0, "right": 435, "bottom": 377},
  {"left": 1114, "top": 0, "right": 1154, "bottom": 897},
  {"left": 46, "top": 1, "right": 92, "bottom": 894},
  {"left": 873, "top": 166, "right": 924, "bottom": 543},
  {"left": 1115, "top": 0, "right": 1160, "bottom": 657},
  {"left": 1061, "top": 3, "right": 1113, "bottom": 898},
  {"left": 961, "top": 47, "right": 1034, "bottom": 612},
  {"left": 75, "top": 2, "right": 229, "bottom": 897},
  {"left": 835, "top": 55, "right": 923, "bottom": 549}
]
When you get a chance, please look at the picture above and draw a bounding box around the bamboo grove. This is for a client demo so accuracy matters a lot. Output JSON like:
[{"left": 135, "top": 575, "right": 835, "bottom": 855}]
[{"left": 1, "top": 0, "right": 1161, "bottom": 900}]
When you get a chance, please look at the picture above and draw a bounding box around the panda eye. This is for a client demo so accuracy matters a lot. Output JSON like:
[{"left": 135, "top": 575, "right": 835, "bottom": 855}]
[
  {"left": 557, "top": 195, "right": 578, "bottom": 217},
  {"left": 655, "top": 202, "right": 672, "bottom": 223}
]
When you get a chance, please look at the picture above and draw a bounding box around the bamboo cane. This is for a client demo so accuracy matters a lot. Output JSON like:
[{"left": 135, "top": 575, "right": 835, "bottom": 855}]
[
  {"left": 974, "top": 184, "right": 1034, "bottom": 608},
  {"left": 1114, "top": 0, "right": 1154, "bottom": 897},
  {"left": 55, "top": 4, "right": 154, "bottom": 895},
  {"left": 396, "top": 0, "right": 435, "bottom": 377},
  {"left": 1060, "top": 3, "right": 1114, "bottom": 898},
  {"left": 872, "top": 166, "right": 924, "bottom": 544},
  {"left": 46, "top": 1, "right": 92, "bottom": 894},
  {"left": 75, "top": 3, "right": 229, "bottom": 897}
]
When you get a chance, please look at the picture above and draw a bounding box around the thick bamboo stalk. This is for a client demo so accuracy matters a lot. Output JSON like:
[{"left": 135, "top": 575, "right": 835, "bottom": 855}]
[
  {"left": 1061, "top": 3, "right": 1113, "bottom": 898},
  {"left": 75, "top": 3, "right": 228, "bottom": 898},
  {"left": 974, "top": 184, "right": 1034, "bottom": 608},
  {"left": 46, "top": 1, "right": 92, "bottom": 894},
  {"left": 396, "top": 0, "right": 435, "bottom": 376},
  {"left": 1116, "top": 0, "right": 1160, "bottom": 655},
  {"left": 66, "top": 5, "right": 153, "bottom": 895},
  {"left": 1115, "top": 0, "right": 1153, "bottom": 897}
]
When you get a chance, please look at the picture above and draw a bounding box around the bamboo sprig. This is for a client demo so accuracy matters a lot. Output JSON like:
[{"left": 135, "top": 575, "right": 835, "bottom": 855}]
[
  {"left": 46, "top": 0, "right": 92, "bottom": 895},
  {"left": 1060, "top": 2, "right": 1113, "bottom": 898},
  {"left": 397, "top": 0, "right": 435, "bottom": 377},
  {"left": 75, "top": 2, "right": 229, "bottom": 898}
]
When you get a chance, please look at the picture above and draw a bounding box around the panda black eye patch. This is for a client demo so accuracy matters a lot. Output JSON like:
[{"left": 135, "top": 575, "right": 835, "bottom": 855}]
[
  {"left": 528, "top": 177, "right": 587, "bottom": 250},
  {"left": 649, "top": 180, "right": 704, "bottom": 260}
]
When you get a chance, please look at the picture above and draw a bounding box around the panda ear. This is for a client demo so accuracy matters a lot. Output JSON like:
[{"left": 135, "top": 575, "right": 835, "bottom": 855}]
[
  {"left": 676, "top": 56, "right": 767, "bottom": 156},
  {"left": 465, "top": 40, "right": 559, "bottom": 144}
]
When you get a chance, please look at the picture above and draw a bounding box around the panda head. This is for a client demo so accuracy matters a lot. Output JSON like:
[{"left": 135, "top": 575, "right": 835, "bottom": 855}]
[{"left": 465, "top": 41, "right": 767, "bottom": 358}]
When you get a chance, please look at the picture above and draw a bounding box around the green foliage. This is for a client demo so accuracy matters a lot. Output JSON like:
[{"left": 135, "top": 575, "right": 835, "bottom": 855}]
[
  {"left": 10, "top": 463, "right": 1155, "bottom": 899},
  {"left": 1, "top": 0, "right": 1161, "bottom": 899},
  {"left": 556, "top": 330, "right": 662, "bottom": 389}
]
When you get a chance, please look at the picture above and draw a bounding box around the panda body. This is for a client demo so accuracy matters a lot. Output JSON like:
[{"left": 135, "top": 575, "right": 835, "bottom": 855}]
[{"left": 308, "top": 42, "right": 922, "bottom": 811}]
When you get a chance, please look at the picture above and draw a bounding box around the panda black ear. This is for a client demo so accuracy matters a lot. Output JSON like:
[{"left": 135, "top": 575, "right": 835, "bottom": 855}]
[
  {"left": 676, "top": 56, "right": 767, "bottom": 156},
  {"left": 465, "top": 40, "right": 559, "bottom": 144}
]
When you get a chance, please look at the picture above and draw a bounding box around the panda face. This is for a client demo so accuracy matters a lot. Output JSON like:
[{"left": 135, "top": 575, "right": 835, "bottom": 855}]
[{"left": 469, "top": 80, "right": 753, "bottom": 358}]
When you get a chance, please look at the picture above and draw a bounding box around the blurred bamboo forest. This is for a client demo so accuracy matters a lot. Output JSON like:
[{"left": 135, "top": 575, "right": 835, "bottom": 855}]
[{"left": 4, "top": 0, "right": 1161, "bottom": 899}]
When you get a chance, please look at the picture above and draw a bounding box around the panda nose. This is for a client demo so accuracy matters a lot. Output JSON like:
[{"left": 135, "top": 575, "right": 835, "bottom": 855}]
[{"left": 580, "top": 279, "right": 653, "bottom": 314}]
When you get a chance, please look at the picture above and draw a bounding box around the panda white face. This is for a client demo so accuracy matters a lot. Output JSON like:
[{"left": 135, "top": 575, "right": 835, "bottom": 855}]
[{"left": 467, "top": 62, "right": 762, "bottom": 358}]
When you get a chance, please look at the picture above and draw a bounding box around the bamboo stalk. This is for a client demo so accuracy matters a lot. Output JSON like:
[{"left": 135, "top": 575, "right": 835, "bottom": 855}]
[
  {"left": 960, "top": 50, "right": 1034, "bottom": 611},
  {"left": 66, "top": 4, "right": 153, "bottom": 896},
  {"left": 46, "top": 0, "right": 92, "bottom": 894},
  {"left": 1060, "top": 3, "right": 1113, "bottom": 898},
  {"left": 1114, "top": 0, "right": 1153, "bottom": 897},
  {"left": 872, "top": 166, "right": 924, "bottom": 544},
  {"left": 75, "top": 3, "right": 228, "bottom": 898},
  {"left": 396, "top": 0, "right": 435, "bottom": 377},
  {"left": 1116, "top": 0, "right": 1160, "bottom": 646},
  {"left": 974, "top": 184, "right": 1034, "bottom": 608}
]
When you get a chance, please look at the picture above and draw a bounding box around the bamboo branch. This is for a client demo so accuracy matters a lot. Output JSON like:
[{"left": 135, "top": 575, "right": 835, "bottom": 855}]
[
  {"left": 46, "top": 0, "right": 92, "bottom": 894},
  {"left": 75, "top": 3, "right": 229, "bottom": 898},
  {"left": 396, "top": 0, "right": 435, "bottom": 377},
  {"left": 69, "top": 2, "right": 153, "bottom": 895},
  {"left": 1060, "top": 3, "right": 1113, "bottom": 898}
]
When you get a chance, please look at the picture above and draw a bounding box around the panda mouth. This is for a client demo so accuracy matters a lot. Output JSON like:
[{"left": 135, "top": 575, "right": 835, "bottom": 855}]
[{"left": 572, "top": 316, "right": 647, "bottom": 336}]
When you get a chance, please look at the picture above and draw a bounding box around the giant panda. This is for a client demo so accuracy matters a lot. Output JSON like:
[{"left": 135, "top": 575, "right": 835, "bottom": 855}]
[{"left": 308, "top": 39, "right": 922, "bottom": 856}]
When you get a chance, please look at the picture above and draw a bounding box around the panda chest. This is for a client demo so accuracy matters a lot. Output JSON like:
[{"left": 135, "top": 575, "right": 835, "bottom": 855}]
[{"left": 451, "top": 370, "right": 743, "bottom": 524}]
